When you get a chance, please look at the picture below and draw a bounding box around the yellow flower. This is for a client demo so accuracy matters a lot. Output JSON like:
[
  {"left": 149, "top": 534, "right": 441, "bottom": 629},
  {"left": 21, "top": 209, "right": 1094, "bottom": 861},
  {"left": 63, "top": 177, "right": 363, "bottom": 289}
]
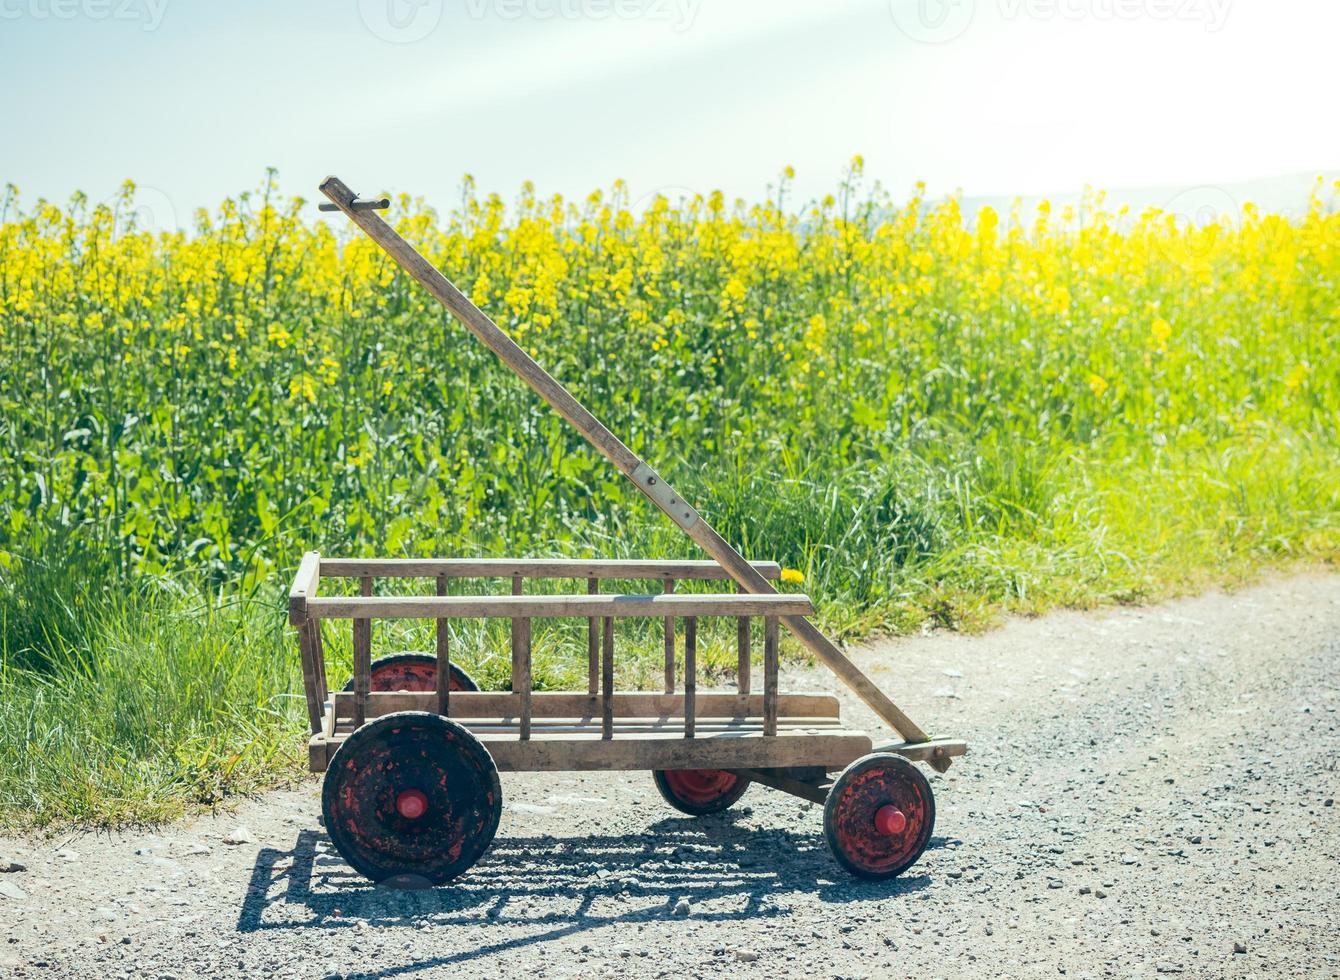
[
  {"left": 780, "top": 567, "right": 804, "bottom": 585},
  {"left": 1284, "top": 362, "right": 1310, "bottom": 390},
  {"left": 1087, "top": 373, "right": 1109, "bottom": 398},
  {"left": 1149, "top": 317, "right": 1172, "bottom": 352}
]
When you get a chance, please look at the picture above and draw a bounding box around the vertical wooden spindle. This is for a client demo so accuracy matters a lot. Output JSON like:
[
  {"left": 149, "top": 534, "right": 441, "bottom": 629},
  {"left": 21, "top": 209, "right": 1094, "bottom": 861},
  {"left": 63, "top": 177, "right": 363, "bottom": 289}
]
[
  {"left": 601, "top": 616, "right": 614, "bottom": 739},
  {"left": 510, "top": 574, "right": 522, "bottom": 690},
  {"left": 435, "top": 574, "right": 449, "bottom": 717},
  {"left": 353, "top": 575, "right": 373, "bottom": 728},
  {"left": 737, "top": 617, "right": 751, "bottom": 696},
  {"left": 312, "top": 618, "right": 328, "bottom": 706},
  {"left": 684, "top": 616, "right": 697, "bottom": 738},
  {"left": 297, "top": 619, "right": 323, "bottom": 734},
  {"left": 763, "top": 615, "right": 779, "bottom": 736},
  {"left": 511, "top": 575, "right": 531, "bottom": 740},
  {"left": 518, "top": 626, "right": 532, "bottom": 742},
  {"left": 663, "top": 579, "right": 676, "bottom": 693},
  {"left": 587, "top": 577, "right": 599, "bottom": 697}
]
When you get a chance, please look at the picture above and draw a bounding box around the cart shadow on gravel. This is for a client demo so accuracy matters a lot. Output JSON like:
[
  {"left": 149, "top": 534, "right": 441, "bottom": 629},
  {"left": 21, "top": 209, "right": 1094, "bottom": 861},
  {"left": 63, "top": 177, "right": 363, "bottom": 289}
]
[{"left": 237, "top": 816, "right": 942, "bottom": 974}]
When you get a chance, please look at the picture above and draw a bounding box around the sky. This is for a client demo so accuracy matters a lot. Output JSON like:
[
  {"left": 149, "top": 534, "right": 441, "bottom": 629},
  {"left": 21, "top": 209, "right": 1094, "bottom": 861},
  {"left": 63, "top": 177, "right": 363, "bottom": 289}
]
[{"left": 0, "top": 0, "right": 1336, "bottom": 228}]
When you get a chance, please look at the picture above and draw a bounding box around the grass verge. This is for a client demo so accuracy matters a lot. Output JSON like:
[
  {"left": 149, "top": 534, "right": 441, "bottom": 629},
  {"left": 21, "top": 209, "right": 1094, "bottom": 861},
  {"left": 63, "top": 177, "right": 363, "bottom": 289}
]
[{"left": 1, "top": 432, "right": 1334, "bottom": 831}]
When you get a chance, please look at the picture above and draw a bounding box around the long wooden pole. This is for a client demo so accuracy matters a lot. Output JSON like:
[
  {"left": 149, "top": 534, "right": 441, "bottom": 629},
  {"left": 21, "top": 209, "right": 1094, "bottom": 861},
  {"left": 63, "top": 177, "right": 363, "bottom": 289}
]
[{"left": 318, "top": 175, "right": 935, "bottom": 750}]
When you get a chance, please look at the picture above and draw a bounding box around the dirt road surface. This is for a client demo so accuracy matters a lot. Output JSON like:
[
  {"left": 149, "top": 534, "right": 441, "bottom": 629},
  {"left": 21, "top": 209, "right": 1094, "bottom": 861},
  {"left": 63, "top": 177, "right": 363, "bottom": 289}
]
[{"left": 2, "top": 572, "right": 1337, "bottom": 979}]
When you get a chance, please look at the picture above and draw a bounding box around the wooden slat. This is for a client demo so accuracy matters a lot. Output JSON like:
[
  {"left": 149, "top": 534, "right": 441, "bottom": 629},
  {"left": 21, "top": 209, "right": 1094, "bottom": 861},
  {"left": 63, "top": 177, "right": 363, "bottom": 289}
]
[
  {"left": 353, "top": 576, "right": 373, "bottom": 728},
  {"left": 737, "top": 617, "right": 750, "bottom": 695},
  {"left": 586, "top": 577, "right": 599, "bottom": 696},
  {"left": 318, "top": 558, "right": 782, "bottom": 581},
  {"left": 435, "top": 575, "right": 449, "bottom": 717},
  {"left": 764, "top": 616, "right": 779, "bottom": 737},
  {"left": 365, "top": 717, "right": 846, "bottom": 734},
  {"left": 288, "top": 550, "right": 321, "bottom": 625},
  {"left": 662, "top": 579, "right": 676, "bottom": 694},
  {"left": 684, "top": 617, "right": 696, "bottom": 738},
  {"left": 305, "top": 592, "right": 813, "bottom": 620},
  {"left": 601, "top": 617, "right": 614, "bottom": 739},
  {"left": 481, "top": 729, "right": 871, "bottom": 773},
  {"left": 309, "top": 727, "right": 870, "bottom": 775},
  {"left": 331, "top": 690, "right": 842, "bottom": 720}
]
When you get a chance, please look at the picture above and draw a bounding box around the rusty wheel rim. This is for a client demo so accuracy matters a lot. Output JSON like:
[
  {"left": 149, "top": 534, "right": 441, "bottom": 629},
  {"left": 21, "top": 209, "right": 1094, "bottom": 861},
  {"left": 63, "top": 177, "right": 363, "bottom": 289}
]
[
  {"left": 662, "top": 769, "right": 740, "bottom": 805},
  {"left": 322, "top": 712, "right": 501, "bottom": 885},
  {"left": 824, "top": 754, "right": 934, "bottom": 879},
  {"left": 653, "top": 768, "right": 749, "bottom": 815}
]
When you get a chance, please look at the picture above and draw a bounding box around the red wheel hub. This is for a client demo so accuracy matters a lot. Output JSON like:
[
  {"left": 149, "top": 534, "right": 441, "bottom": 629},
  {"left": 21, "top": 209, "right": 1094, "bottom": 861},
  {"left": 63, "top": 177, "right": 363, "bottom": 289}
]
[
  {"left": 662, "top": 769, "right": 739, "bottom": 805},
  {"left": 395, "top": 789, "right": 428, "bottom": 820},
  {"left": 874, "top": 804, "right": 907, "bottom": 836}
]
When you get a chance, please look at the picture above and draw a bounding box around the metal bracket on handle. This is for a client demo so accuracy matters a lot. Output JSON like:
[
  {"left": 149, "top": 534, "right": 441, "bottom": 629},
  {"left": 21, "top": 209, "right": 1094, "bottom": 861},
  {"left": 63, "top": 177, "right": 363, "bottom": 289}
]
[
  {"left": 630, "top": 462, "right": 700, "bottom": 531},
  {"left": 319, "top": 197, "right": 390, "bottom": 212}
]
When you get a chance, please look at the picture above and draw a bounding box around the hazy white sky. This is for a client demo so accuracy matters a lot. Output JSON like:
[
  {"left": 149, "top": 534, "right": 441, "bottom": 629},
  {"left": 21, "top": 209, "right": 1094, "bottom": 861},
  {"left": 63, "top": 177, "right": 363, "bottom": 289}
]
[{"left": 1, "top": 0, "right": 1335, "bottom": 224}]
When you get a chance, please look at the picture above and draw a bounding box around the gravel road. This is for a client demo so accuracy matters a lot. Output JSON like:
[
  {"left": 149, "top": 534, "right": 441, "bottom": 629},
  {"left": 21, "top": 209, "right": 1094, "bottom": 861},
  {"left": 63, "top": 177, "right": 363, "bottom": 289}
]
[{"left": 2, "top": 572, "right": 1337, "bottom": 979}]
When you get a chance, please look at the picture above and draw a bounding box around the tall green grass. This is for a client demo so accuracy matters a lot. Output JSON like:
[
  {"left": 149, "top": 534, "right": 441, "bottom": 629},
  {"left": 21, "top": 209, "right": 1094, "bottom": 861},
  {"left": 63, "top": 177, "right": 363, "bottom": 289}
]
[{"left": 3, "top": 430, "right": 1333, "bottom": 829}]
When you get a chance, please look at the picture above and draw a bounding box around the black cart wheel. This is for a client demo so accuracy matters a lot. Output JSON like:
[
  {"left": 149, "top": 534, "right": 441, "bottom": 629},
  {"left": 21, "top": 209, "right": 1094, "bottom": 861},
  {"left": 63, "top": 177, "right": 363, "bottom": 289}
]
[
  {"left": 824, "top": 753, "right": 935, "bottom": 880},
  {"left": 322, "top": 711, "right": 501, "bottom": 885},
  {"left": 653, "top": 768, "right": 750, "bottom": 815},
  {"left": 342, "top": 653, "right": 479, "bottom": 694}
]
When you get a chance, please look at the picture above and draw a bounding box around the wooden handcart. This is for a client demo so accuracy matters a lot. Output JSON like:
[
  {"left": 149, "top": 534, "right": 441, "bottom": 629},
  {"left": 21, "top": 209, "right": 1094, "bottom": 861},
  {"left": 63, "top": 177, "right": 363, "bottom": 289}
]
[{"left": 294, "top": 177, "right": 967, "bottom": 886}]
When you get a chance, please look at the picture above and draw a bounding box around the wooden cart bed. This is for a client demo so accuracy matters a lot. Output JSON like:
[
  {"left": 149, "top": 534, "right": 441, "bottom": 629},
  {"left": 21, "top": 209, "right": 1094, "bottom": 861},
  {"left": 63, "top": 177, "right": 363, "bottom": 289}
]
[{"left": 293, "top": 555, "right": 966, "bottom": 775}]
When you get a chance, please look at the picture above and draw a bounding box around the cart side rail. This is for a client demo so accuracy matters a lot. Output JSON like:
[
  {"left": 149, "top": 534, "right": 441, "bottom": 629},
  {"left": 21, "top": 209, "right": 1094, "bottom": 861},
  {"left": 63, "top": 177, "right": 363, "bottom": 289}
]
[
  {"left": 303, "top": 585, "right": 795, "bottom": 750},
  {"left": 330, "top": 690, "right": 840, "bottom": 721},
  {"left": 317, "top": 557, "right": 782, "bottom": 581},
  {"left": 302, "top": 592, "right": 812, "bottom": 620}
]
